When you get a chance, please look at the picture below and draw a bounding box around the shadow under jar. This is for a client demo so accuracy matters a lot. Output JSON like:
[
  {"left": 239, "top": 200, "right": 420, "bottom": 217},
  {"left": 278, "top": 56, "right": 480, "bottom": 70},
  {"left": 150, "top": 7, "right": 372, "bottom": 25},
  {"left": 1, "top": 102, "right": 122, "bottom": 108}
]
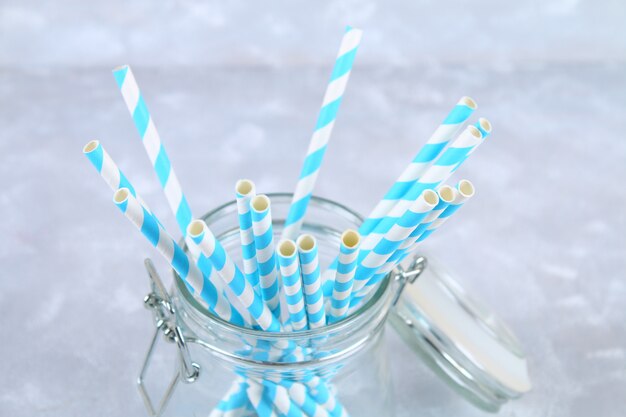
[{"left": 139, "top": 193, "right": 531, "bottom": 417}]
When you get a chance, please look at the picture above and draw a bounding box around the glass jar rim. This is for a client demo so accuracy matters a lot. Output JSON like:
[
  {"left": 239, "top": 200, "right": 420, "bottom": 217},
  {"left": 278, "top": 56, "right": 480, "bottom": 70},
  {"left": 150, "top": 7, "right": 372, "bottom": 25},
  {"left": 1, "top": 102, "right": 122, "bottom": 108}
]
[{"left": 173, "top": 193, "right": 393, "bottom": 340}]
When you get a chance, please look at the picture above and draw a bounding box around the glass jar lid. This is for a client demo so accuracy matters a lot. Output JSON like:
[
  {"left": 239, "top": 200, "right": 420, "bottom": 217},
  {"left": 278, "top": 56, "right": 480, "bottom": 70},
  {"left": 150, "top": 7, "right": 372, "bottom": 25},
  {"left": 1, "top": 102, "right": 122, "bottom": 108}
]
[{"left": 389, "top": 255, "right": 532, "bottom": 412}]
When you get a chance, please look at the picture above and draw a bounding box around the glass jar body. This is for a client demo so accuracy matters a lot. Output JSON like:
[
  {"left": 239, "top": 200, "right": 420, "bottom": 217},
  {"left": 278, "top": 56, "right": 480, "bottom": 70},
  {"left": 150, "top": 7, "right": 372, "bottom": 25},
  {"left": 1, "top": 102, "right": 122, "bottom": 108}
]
[{"left": 165, "top": 194, "right": 396, "bottom": 417}]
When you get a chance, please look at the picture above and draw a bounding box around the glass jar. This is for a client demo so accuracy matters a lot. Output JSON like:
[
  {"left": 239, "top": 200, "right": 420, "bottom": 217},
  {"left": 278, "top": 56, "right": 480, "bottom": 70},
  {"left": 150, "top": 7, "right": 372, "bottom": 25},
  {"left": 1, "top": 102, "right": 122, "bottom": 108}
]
[{"left": 138, "top": 194, "right": 530, "bottom": 417}]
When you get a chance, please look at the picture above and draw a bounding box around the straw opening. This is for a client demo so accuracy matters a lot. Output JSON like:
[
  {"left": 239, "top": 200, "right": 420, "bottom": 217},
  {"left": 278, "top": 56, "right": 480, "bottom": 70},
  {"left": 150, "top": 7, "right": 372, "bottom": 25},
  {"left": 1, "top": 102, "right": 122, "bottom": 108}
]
[
  {"left": 479, "top": 118, "right": 492, "bottom": 134},
  {"left": 251, "top": 195, "right": 270, "bottom": 212},
  {"left": 341, "top": 229, "right": 360, "bottom": 249},
  {"left": 83, "top": 140, "right": 99, "bottom": 153},
  {"left": 113, "top": 188, "right": 130, "bottom": 203},
  {"left": 458, "top": 180, "right": 475, "bottom": 198},
  {"left": 235, "top": 179, "right": 254, "bottom": 196},
  {"left": 278, "top": 239, "right": 297, "bottom": 257},
  {"left": 188, "top": 220, "right": 205, "bottom": 237},
  {"left": 460, "top": 96, "right": 478, "bottom": 110},
  {"left": 423, "top": 189, "right": 439, "bottom": 205},
  {"left": 438, "top": 185, "right": 455, "bottom": 203},
  {"left": 468, "top": 125, "right": 483, "bottom": 139},
  {"left": 297, "top": 234, "right": 316, "bottom": 252}
]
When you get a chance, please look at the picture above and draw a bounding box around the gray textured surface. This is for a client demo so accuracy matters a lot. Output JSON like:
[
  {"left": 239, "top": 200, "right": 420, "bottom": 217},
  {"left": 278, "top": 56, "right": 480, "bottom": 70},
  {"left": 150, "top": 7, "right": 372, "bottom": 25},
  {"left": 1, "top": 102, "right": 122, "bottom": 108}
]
[{"left": 1, "top": 1, "right": 625, "bottom": 416}]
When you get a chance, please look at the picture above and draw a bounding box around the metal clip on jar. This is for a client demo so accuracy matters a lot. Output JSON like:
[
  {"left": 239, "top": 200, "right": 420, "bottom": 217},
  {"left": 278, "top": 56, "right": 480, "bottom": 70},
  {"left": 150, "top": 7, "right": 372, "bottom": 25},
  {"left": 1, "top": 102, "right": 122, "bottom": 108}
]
[{"left": 137, "top": 194, "right": 531, "bottom": 416}]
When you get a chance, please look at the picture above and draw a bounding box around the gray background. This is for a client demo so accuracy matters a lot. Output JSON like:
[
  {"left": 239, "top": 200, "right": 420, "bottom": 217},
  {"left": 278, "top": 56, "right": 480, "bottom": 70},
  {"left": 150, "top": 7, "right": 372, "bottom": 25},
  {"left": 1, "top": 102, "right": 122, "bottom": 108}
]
[{"left": 1, "top": 0, "right": 625, "bottom": 416}]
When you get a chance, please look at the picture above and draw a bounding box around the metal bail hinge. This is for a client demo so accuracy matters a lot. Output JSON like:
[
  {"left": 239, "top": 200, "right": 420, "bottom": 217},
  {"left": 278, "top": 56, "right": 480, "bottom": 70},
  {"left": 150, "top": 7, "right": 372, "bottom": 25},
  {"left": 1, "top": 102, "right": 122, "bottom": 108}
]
[
  {"left": 137, "top": 259, "right": 200, "bottom": 417},
  {"left": 392, "top": 255, "right": 428, "bottom": 306}
]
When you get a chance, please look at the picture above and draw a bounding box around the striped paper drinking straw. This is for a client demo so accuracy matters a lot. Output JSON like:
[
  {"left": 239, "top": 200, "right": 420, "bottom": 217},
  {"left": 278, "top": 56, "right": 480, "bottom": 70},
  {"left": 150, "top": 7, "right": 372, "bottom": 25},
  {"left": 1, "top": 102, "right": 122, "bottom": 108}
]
[
  {"left": 112, "top": 65, "right": 193, "bottom": 236},
  {"left": 187, "top": 219, "right": 282, "bottom": 332},
  {"left": 359, "top": 124, "right": 484, "bottom": 252},
  {"left": 235, "top": 179, "right": 260, "bottom": 290},
  {"left": 209, "top": 378, "right": 252, "bottom": 417},
  {"left": 297, "top": 235, "right": 326, "bottom": 329},
  {"left": 112, "top": 188, "right": 243, "bottom": 325},
  {"left": 277, "top": 239, "right": 308, "bottom": 331},
  {"left": 259, "top": 380, "right": 306, "bottom": 417},
  {"left": 83, "top": 140, "right": 138, "bottom": 196},
  {"left": 247, "top": 381, "right": 280, "bottom": 417},
  {"left": 328, "top": 230, "right": 361, "bottom": 323},
  {"left": 282, "top": 26, "right": 363, "bottom": 240},
  {"left": 250, "top": 195, "right": 281, "bottom": 318},
  {"left": 359, "top": 97, "right": 477, "bottom": 236},
  {"left": 351, "top": 190, "right": 439, "bottom": 296},
  {"left": 474, "top": 117, "right": 492, "bottom": 138},
  {"left": 412, "top": 179, "right": 475, "bottom": 244},
  {"left": 357, "top": 185, "right": 457, "bottom": 296}
]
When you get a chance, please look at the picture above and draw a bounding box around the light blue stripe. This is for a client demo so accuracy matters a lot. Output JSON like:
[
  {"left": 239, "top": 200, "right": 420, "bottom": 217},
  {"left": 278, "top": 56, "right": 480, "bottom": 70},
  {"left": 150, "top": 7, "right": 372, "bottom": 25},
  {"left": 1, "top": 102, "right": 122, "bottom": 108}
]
[
  {"left": 299, "top": 146, "right": 327, "bottom": 178},
  {"left": 442, "top": 104, "right": 474, "bottom": 125},
  {"left": 434, "top": 146, "right": 472, "bottom": 166},
  {"left": 383, "top": 180, "right": 414, "bottom": 200},
  {"left": 132, "top": 95, "right": 151, "bottom": 137},
  {"left": 112, "top": 66, "right": 128, "bottom": 88},
  {"left": 175, "top": 199, "right": 192, "bottom": 237},
  {"left": 154, "top": 145, "right": 171, "bottom": 186},
  {"left": 284, "top": 194, "right": 311, "bottom": 227},
  {"left": 412, "top": 142, "right": 448, "bottom": 163},
  {"left": 314, "top": 98, "right": 341, "bottom": 130},
  {"left": 85, "top": 143, "right": 104, "bottom": 172},
  {"left": 140, "top": 207, "right": 160, "bottom": 247},
  {"left": 330, "top": 47, "right": 358, "bottom": 82}
]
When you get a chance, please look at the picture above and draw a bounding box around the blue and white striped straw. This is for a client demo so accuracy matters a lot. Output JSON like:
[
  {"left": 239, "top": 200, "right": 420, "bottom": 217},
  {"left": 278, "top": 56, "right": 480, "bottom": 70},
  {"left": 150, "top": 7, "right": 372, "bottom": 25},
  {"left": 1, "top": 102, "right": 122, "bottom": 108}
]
[
  {"left": 235, "top": 179, "right": 260, "bottom": 290},
  {"left": 112, "top": 65, "right": 193, "bottom": 236},
  {"left": 357, "top": 185, "right": 457, "bottom": 296},
  {"left": 112, "top": 188, "right": 244, "bottom": 325},
  {"left": 359, "top": 97, "right": 477, "bottom": 236},
  {"left": 328, "top": 230, "right": 360, "bottom": 324},
  {"left": 297, "top": 235, "right": 326, "bottom": 329},
  {"left": 359, "top": 125, "right": 484, "bottom": 252},
  {"left": 209, "top": 378, "right": 252, "bottom": 417},
  {"left": 187, "top": 219, "right": 282, "bottom": 332},
  {"left": 247, "top": 381, "right": 279, "bottom": 417},
  {"left": 282, "top": 26, "right": 363, "bottom": 241},
  {"left": 83, "top": 140, "right": 138, "bottom": 196},
  {"left": 411, "top": 179, "right": 475, "bottom": 245},
  {"left": 250, "top": 195, "right": 281, "bottom": 318},
  {"left": 474, "top": 117, "right": 492, "bottom": 138},
  {"left": 351, "top": 190, "right": 439, "bottom": 296},
  {"left": 277, "top": 239, "right": 308, "bottom": 331},
  {"left": 259, "top": 380, "right": 306, "bottom": 417}
]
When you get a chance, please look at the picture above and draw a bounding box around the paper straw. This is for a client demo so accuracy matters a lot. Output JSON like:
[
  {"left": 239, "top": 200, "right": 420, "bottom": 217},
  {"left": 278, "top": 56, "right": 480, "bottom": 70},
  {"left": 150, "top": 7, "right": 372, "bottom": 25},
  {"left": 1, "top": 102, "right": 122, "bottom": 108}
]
[
  {"left": 235, "top": 179, "right": 261, "bottom": 290},
  {"left": 260, "top": 380, "right": 305, "bottom": 417},
  {"left": 112, "top": 189, "right": 243, "bottom": 325},
  {"left": 413, "top": 179, "right": 475, "bottom": 244},
  {"left": 297, "top": 235, "right": 326, "bottom": 329},
  {"left": 83, "top": 140, "right": 138, "bottom": 196},
  {"left": 351, "top": 190, "right": 439, "bottom": 296},
  {"left": 209, "top": 378, "right": 252, "bottom": 417},
  {"left": 359, "top": 125, "right": 484, "bottom": 252},
  {"left": 358, "top": 185, "right": 457, "bottom": 295},
  {"left": 187, "top": 219, "right": 282, "bottom": 332},
  {"left": 250, "top": 195, "right": 281, "bottom": 318},
  {"left": 247, "top": 381, "right": 280, "bottom": 417},
  {"left": 112, "top": 65, "right": 193, "bottom": 236},
  {"left": 359, "top": 97, "right": 477, "bottom": 236},
  {"left": 328, "top": 230, "right": 360, "bottom": 323},
  {"left": 277, "top": 239, "right": 308, "bottom": 331},
  {"left": 305, "top": 377, "right": 349, "bottom": 417},
  {"left": 282, "top": 26, "right": 363, "bottom": 240},
  {"left": 474, "top": 117, "right": 492, "bottom": 138},
  {"left": 283, "top": 381, "right": 332, "bottom": 417}
]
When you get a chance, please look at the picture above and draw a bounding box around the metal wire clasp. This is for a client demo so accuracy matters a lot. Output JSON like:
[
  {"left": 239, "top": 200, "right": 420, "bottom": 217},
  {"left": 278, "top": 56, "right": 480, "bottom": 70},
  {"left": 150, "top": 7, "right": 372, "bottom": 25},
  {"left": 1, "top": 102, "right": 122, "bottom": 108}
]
[
  {"left": 138, "top": 259, "right": 200, "bottom": 417},
  {"left": 392, "top": 255, "right": 428, "bottom": 306}
]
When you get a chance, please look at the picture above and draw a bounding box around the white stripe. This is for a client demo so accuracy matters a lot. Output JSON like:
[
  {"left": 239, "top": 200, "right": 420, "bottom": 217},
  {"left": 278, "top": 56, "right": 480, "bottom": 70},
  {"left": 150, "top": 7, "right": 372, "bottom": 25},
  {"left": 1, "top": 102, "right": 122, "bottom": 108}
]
[
  {"left": 259, "top": 274, "right": 276, "bottom": 289},
  {"left": 239, "top": 285, "right": 254, "bottom": 308},
  {"left": 256, "top": 245, "right": 274, "bottom": 264},
  {"left": 301, "top": 259, "right": 319, "bottom": 275},
  {"left": 256, "top": 307, "right": 274, "bottom": 330},
  {"left": 362, "top": 251, "right": 393, "bottom": 269},
  {"left": 185, "top": 263, "right": 205, "bottom": 294},
  {"left": 322, "top": 73, "right": 349, "bottom": 106},
  {"left": 120, "top": 73, "right": 140, "bottom": 112},
  {"left": 292, "top": 171, "right": 320, "bottom": 202},
  {"left": 284, "top": 282, "right": 303, "bottom": 296},
  {"left": 428, "top": 123, "right": 462, "bottom": 144},
  {"left": 163, "top": 171, "right": 183, "bottom": 212},
  {"left": 333, "top": 289, "right": 351, "bottom": 300},
  {"left": 396, "top": 161, "right": 431, "bottom": 182},
  {"left": 336, "top": 28, "right": 363, "bottom": 57},
  {"left": 157, "top": 231, "right": 175, "bottom": 263},
  {"left": 142, "top": 120, "right": 161, "bottom": 164},
  {"left": 306, "top": 122, "right": 334, "bottom": 155},
  {"left": 242, "top": 257, "right": 257, "bottom": 272},
  {"left": 303, "top": 281, "right": 321, "bottom": 295},
  {"left": 280, "top": 261, "right": 299, "bottom": 277},
  {"left": 240, "top": 228, "right": 254, "bottom": 245},
  {"left": 101, "top": 152, "right": 121, "bottom": 189}
]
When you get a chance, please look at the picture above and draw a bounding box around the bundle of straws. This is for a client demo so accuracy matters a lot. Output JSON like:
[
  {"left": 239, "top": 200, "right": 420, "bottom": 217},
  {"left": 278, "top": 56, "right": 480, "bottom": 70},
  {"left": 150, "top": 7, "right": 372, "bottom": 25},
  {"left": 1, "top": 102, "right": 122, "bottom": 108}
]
[{"left": 84, "top": 26, "right": 493, "bottom": 417}]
